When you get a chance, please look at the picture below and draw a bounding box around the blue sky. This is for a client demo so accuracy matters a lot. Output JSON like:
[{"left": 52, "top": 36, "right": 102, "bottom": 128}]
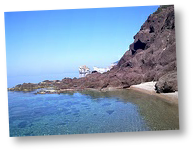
[{"left": 5, "top": 5, "right": 159, "bottom": 77}]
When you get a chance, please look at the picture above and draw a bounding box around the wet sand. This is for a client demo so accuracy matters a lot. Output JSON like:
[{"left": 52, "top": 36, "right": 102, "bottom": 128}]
[{"left": 128, "top": 81, "right": 178, "bottom": 105}]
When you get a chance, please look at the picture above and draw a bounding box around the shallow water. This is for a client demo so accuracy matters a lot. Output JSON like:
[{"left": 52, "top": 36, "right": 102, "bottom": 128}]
[{"left": 8, "top": 89, "right": 179, "bottom": 137}]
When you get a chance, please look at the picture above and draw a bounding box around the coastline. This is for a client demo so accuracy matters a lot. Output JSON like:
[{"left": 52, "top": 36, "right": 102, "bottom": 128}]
[
  {"left": 128, "top": 81, "right": 178, "bottom": 105},
  {"left": 8, "top": 80, "right": 178, "bottom": 105}
]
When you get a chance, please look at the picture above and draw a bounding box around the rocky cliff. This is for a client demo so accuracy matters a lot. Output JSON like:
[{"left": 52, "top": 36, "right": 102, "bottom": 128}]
[
  {"left": 110, "top": 5, "right": 177, "bottom": 92},
  {"left": 8, "top": 5, "right": 178, "bottom": 93},
  {"left": 82, "top": 5, "right": 177, "bottom": 93}
]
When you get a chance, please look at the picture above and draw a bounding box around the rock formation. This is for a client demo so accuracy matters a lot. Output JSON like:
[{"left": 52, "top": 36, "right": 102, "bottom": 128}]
[
  {"left": 111, "top": 5, "right": 177, "bottom": 92},
  {"left": 155, "top": 71, "right": 178, "bottom": 93},
  {"left": 8, "top": 5, "right": 177, "bottom": 93}
]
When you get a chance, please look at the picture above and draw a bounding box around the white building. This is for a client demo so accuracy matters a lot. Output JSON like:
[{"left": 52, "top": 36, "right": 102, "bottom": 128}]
[
  {"left": 79, "top": 65, "right": 90, "bottom": 76},
  {"left": 78, "top": 61, "right": 118, "bottom": 76}
]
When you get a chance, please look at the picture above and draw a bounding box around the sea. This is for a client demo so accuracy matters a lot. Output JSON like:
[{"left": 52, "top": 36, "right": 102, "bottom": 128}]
[{"left": 7, "top": 73, "right": 179, "bottom": 137}]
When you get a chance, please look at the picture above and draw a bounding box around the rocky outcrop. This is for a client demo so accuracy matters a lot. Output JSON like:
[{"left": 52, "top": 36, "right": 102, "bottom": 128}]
[
  {"left": 8, "top": 5, "right": 177, "bottom": 93},
  {"left": 112, "top": 5, "right": 177, "bottom": 92},
  {"left": 8, "top": 83, "right": 40, "bottom": 92}
]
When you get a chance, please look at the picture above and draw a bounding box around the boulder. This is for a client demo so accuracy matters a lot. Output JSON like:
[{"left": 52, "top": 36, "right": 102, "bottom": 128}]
[{"left": 155, "top": 71, "right": 178, "bottom": 93}]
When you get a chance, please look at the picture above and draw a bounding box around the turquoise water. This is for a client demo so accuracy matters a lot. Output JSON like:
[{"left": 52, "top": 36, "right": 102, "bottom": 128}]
[{"left": 8, "top": 89, "right": 179, "bottom": 137}]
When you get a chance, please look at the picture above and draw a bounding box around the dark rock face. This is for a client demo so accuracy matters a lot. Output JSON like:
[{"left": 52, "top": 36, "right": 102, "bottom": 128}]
[
  {"left": 8, "top": 5, "right": 177, "bottom": 93},
  {"left": 115, "top": 5, "right": 177, "bottom": 91},
  {"left": 155, "top": 71, "right": 178, "bottom": 93}
]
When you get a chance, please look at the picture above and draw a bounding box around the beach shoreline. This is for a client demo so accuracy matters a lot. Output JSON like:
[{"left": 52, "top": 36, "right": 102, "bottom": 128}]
[
  {"left": 128, "top": 81, "right": 178, "bottom": 105},
  {"left": 8, "top": 80, "right": 178, "bottom": 105}
]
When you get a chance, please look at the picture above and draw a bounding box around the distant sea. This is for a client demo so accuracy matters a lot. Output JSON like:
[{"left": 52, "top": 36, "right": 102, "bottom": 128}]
[{"left": 7, "top": 72, "right": 78, "bottom": 88}]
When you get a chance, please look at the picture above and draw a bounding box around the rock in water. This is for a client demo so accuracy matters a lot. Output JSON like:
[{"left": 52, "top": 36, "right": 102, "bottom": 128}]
[
  {"left": 106, "top": 110, "right": 114, "bottom": 115},
  {"left": 18, "top": 121, "right": 28, "bottom": 128}
]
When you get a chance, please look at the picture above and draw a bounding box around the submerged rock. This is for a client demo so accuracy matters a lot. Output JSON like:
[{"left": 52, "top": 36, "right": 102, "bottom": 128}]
[
  {"left": 106, "top": 110, "right": 114, "bottom": 115},
  {"left": 18, "top": 121, "right": 28, "bottom": 128}
]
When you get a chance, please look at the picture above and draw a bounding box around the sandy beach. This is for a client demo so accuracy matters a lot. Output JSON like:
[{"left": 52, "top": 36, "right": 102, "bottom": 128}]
[{"left": 128, "top": 81, "right": 178, "bottom": 105}]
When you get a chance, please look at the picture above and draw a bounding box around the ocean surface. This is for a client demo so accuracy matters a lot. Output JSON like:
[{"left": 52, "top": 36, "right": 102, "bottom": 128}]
[{"left": 7, "top": 85, "right": 179, "bottom": 137}]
